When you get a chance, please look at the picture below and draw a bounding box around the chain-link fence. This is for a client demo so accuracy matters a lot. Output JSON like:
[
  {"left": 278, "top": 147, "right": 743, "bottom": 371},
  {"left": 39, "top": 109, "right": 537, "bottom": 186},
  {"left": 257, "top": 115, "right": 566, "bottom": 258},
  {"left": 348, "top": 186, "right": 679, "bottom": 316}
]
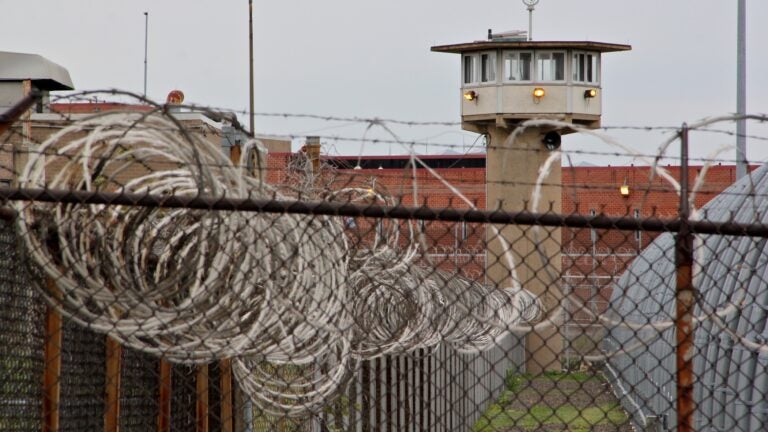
[{"left": 2, "top": 91, "right": 768, "bottom": 431}]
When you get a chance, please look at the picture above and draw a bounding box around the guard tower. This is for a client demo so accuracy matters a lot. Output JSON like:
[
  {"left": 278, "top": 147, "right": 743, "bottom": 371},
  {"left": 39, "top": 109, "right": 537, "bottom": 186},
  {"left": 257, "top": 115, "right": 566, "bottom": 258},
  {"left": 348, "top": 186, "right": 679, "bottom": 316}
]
[{"left": 432, "top": 27, "right": 630, "bottom": 373}]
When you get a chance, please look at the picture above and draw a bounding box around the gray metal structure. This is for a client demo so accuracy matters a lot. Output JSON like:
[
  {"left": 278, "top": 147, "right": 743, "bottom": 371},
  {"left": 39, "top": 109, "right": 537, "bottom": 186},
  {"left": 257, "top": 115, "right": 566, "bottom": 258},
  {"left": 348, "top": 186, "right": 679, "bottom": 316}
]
[
  {"left": 606, "top": 164, "right": 768, "bottom": 431},
  {"left": 322, "top": 334, "right": 524, "bottom": 431},
  {"left": 0, "top": 51, "right": 74, "bottom": 113},
  {"left": 0, "top": 51, "right": 74, "bottom": 90}
]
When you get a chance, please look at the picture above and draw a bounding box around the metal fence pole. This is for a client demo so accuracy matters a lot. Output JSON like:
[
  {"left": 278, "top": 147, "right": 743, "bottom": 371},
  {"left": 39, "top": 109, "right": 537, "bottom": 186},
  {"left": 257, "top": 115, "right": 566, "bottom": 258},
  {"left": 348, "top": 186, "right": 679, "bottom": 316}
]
[
  {"left": 675, "top": 123, "right": 696, "bottom": 432},
  {"left": 158, "top": 360, "right": 172, "bottom": 432},
  {"left": 41, "top": 278, "right": 62, "bottom": 432},
  {"left": 104, "top": 337, "right": 123, "bottom": 432}
]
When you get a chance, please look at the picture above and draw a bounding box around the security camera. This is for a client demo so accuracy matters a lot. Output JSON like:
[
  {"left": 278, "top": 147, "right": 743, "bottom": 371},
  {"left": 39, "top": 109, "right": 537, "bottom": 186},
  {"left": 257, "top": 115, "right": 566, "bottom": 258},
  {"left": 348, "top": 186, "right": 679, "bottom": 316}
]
[{"left": 542, "top": 131, "right": 561, "bottom": 151}]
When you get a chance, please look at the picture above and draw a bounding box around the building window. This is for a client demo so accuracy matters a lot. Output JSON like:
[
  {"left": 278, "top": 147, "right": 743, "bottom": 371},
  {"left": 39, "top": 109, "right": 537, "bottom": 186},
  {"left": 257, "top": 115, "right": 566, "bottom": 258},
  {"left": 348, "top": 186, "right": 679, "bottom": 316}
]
[
  {"left": 573, "top": 52, "right": 599, "bottom": 84},
  {"left": 480, "top": 53, "right": 497, "bottom": 83},
  {"left": 463, "top": 55, "right": 475, "bottom": 84},
  {"left": 504, "top": 51, "right": 532, "bottom": 82},
  {"left": 536, "top": 52, "right": 566, "bottom": 82}
]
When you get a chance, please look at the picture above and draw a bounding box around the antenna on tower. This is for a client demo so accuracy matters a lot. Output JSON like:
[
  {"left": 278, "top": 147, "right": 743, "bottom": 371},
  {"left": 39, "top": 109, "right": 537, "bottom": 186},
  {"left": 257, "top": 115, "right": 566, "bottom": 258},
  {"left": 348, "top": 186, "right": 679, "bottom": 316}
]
[{"left": 522, "top": 0, "right": 540, "bottom": 41}]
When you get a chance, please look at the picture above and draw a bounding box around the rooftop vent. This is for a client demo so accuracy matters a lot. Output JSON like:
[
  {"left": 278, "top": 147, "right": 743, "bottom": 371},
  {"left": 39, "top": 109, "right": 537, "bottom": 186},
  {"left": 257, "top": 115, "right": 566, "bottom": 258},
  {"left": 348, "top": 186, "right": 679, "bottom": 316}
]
[{"left": 487, "top": 29, "right": 528, "bottom": 42}]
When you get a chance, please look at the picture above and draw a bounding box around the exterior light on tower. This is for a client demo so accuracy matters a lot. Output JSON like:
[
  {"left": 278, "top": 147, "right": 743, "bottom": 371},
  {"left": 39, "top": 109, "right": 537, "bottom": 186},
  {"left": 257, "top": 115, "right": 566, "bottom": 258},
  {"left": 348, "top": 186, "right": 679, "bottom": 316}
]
[
  {"left": 464, "top": 90, "right": 478, "bottom": 101},
  {"left": 584, "top": 89, "right": 598, "bottom": 98},
  {"left": 533, "top": 87, "right": 546, "bottom": 99}
]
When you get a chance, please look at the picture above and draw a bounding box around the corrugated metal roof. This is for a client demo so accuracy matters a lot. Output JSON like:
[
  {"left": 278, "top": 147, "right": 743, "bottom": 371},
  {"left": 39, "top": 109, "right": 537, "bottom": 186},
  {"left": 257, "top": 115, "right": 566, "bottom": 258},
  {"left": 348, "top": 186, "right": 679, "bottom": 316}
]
[
  {"left": 0, "top": 51, "right": 74, "bottom": 90},
  {"left": 606, "top": 163, "right": 768, "bottom": 431}
]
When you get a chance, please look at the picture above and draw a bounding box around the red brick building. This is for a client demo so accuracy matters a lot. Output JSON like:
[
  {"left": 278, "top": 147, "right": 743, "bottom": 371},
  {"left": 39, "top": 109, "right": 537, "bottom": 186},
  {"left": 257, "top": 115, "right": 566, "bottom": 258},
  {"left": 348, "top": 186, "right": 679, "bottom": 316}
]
[{"left": 266, "top": 150, "right": 748, "bottom": 354}]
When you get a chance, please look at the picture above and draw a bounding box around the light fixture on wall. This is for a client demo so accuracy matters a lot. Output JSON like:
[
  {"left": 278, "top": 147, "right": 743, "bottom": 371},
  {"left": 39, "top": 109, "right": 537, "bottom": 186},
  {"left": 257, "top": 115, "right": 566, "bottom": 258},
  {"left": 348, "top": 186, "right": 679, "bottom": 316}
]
[
  {"left": 620, "top": 179, "right": 630, "bottom": 197},
  {"left": 584, "top": 88, "right": 598, "bottom": 98},
  {"left": 463, "top": 90, "right": 478, "bottom": 101},
  {"left": 533, "top": 87, "right": 545, "bottom": 99}
]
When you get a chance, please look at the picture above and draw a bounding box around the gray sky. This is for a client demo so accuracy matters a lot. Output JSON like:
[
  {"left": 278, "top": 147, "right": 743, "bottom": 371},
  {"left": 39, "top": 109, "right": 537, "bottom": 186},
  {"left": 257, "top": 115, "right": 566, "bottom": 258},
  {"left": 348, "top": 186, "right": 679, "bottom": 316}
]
[{"left": 1, "top": 0, "right": 766, "bottom": 164}]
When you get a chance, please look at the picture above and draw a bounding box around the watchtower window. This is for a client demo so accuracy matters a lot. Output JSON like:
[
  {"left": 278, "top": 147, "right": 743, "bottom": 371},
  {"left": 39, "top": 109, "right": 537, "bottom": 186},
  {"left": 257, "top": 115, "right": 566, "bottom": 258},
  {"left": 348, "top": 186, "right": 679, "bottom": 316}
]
[
  {"left": 480, "top": 53, "right": 496, "bottom": 83},
  {"left": 504, "top": 51, "right": 532, "bottom": 82},
  {"left": 463, "top": 55, "right": 475, "bottom": 84},
  {"left": 536, "top": 52, "right": 565, "bottom": 82},
  {"left": 573, "top": 52, "right": 599, "bottom": 84}
]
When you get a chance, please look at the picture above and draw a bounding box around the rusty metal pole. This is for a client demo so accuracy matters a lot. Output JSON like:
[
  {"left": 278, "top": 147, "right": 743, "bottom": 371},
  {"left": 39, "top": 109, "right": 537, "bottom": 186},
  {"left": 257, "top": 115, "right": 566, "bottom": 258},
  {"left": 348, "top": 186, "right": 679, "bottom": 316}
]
[
  {"left": 104, "top": 337, "right": 123, "bottom": 432},
  {"left": 675, "top": 123, "right": 696, "bottom": 432},
  {"left": 41, "top": 278, "right": 62, "bottom": 432}
]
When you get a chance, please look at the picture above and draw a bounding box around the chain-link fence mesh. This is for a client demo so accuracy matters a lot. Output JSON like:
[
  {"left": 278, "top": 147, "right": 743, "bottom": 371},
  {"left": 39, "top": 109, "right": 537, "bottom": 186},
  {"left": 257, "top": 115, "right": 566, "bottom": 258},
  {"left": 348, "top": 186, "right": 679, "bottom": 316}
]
[{"left": 2, "top": 90, "right": 768, "bottom": 431}]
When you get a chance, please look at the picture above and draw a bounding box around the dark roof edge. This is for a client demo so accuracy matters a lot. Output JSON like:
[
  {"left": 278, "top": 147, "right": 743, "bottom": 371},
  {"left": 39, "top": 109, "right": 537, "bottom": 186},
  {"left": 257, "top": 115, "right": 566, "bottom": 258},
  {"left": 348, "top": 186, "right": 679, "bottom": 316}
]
[{"left": 431, "top": 40, "right": 632, "bottom": 54}]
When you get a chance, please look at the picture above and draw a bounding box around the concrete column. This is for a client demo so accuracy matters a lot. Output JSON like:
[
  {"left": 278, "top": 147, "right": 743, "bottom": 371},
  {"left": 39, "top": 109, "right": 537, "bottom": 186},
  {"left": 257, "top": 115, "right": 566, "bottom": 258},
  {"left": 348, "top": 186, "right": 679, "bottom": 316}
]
[
  {"left": 11, "top": 80, "right": 33, "bottom": 187},
  {"left": 305, "top": 136, "right": 321, "bottom": 173},
  {"left": 484, "top": 125, "right": 562, "bottom": 373}
]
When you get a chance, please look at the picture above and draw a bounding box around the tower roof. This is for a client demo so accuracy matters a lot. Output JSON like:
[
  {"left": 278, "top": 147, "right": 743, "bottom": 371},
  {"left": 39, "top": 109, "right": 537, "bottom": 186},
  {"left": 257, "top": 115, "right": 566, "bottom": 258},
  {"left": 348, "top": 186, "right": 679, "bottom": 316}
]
[
  {"left": 431, "top": 40, "right": 631, "bottom": 54},
  {"left": 0, "top": 51, "right": 74, "bottom": 90}
]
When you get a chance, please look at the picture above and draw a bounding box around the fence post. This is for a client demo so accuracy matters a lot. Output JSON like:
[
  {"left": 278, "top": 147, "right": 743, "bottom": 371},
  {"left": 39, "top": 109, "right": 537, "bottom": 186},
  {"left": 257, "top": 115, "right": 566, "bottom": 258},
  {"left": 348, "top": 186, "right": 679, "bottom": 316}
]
[
  {"left": 220, "top": 359, "right": 234, "bottom": 432},
  {"left": 104, "top": 337, "right": 123, "bottom": 432},
  {"left": 41, "top": 278, "right": 62, "bottom": 432},
  {"left": 196, "top": 364, "right": 209, "bottom": 432},
  {"left": 675, "top": 123, "right": 696, "bottom": 432},
  {"left": 158, "top": 360, "right": 172, "bottom": 432}
]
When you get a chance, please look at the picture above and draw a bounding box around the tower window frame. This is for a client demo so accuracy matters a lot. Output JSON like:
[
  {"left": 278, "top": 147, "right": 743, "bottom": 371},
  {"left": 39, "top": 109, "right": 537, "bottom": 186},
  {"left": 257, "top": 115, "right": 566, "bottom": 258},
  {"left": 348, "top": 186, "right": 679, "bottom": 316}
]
[
  {"left": 479, "top": 52, "right": 497, "bottom": 83},
  {"left": 572, "top": 51, "right": 600, "bottom": 84},
  {"left": 503, "top": 50, "right": 533, "bottom": 83},
  {"left": 535, "top": 51, "right": 566, "bottom": 82},
  {"left": 463, "top": 54, "right": 476, "bottom": 85}
]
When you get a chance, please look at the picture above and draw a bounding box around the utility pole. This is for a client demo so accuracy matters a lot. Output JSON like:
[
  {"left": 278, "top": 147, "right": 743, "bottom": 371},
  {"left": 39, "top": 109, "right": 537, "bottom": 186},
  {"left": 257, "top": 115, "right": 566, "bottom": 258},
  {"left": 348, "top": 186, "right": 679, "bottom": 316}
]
[
  {"left": 736, "top": 0, "right": 747, "bottom": 179},
  {"left": 144, "top": 12, "right": 149, "bottom": 97},
  {"left": 248, "top": 0, "right": 255, "bottom": 136}
]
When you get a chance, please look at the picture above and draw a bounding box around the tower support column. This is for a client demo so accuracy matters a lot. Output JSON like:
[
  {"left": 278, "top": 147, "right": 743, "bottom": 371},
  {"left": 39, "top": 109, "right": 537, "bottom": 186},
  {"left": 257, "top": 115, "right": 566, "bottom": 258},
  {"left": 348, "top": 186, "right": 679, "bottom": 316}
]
[{"left": 483, "top": 125, "right": 563, "bottom": 373}]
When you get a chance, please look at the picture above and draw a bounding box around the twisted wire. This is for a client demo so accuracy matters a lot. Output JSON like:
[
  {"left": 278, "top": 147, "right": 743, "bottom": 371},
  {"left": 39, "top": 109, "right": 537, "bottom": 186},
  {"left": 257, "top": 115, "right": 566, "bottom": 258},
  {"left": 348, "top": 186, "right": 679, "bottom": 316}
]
[{"left": 12, "top": 95, "right": 543, "bottom": 416}]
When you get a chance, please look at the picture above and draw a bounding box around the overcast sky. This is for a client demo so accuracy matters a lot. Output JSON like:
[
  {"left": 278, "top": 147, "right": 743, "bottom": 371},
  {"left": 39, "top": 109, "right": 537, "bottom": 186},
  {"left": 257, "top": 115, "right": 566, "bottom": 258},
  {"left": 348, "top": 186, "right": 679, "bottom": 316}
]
[{"left": 1, "top": 0, "right": 766, "bottom": 164}]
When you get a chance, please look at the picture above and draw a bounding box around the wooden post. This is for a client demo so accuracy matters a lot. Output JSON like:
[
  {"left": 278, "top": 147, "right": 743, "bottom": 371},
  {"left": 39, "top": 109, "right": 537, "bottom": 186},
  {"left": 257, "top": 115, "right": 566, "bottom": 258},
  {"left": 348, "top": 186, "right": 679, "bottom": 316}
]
[
  {"left": 104, "top": 337, "right": 123, "bottom": 432},
  {"left": 220, "top": 359, "right": 234, "bottom": 432},
  {"left": 42, "top": 279, "right": 62, "bottom": 432},
  {"left": 196, "top": 365, "right": 209, "bottom": 432},
  {"left": 157, "top": 360, "right": 172, "bottom": 432}
]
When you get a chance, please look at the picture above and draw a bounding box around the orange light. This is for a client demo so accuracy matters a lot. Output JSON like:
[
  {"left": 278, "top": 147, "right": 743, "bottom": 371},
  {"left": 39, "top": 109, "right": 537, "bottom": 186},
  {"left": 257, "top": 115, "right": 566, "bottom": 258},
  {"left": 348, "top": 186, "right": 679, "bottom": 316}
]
[
  {"left": 533, "top": 87, "right": 545, "bottom": 98},
  {"left": 166, "top": 89, "right": 185, "bottom": 104},
  {"left": 584, "top": 88, "right": 598, "bottom": 98},
  {"left": 620, "top": 183, "right": 630, "bottom": 196},
  {"left": 463, "top": 90, "right": 478, "bottom": 101}
]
